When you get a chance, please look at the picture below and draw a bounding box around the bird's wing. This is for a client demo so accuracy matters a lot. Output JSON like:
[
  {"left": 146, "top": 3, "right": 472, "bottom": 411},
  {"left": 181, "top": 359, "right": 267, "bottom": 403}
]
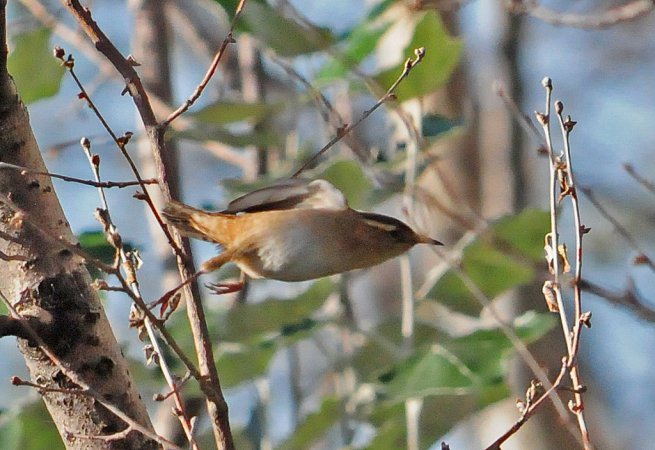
[{"left": 223, "top": 178, "right": 348, "bottom": 213}]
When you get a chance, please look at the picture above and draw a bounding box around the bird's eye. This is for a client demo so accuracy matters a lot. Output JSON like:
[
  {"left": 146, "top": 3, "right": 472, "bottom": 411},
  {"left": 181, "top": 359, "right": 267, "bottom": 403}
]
[{"left": 389, "top": 227, "right": 403, "bottom": 240}]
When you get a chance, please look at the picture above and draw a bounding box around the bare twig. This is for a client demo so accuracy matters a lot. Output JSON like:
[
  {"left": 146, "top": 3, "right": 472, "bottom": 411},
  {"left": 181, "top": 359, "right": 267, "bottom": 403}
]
[
  {"left": 20, "top": 0, "right": 117, "bottom": 77},
  {"left": 494, "top": 82, "right": 546, "bottom": 153},
  {"left": 537, "top": 78, "right": 571, "bottom": 341},
  {"left": 490, "top": 78, "right": 593, "bottom": 449},
  {"left": 290, "top": 47, "right": 426, "bottom": 177},
  {"left": 0, "top": 161, "right": 157, "bottom": 188},
  {"left": 486, "top": 361, "right": 569, "bottom": 450},
  {"left": 580, "top": 186, "right": 655, "bottom": 273},
  {"left": 54, "top": 49, "right": 182, "bottom": 257},
  {"left": 80, "top": 138, "right": 199, "bottom": 449},
  {"left": 505, "top": 0, "right": 654, "bottom": 28},
  {"left": 624, "top": 162, "right": 655, "bottom": 196},
  {"left": 160, "top": 0, "right": 247, "bottom": 128},
  {"left": 271, "top": 55, "right": 372, "bottom": 165},
  {"left": 555, "top": 99, "right": 592, "bottom": 448},
  {"left": 580, "top": 278, "right": 655, "bottom": 322}
]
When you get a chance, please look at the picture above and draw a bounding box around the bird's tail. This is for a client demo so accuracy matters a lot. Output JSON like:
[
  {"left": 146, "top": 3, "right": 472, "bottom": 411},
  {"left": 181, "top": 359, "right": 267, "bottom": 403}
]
[{"left": 162, "top": 200, "right": 233, "bottom": 244}]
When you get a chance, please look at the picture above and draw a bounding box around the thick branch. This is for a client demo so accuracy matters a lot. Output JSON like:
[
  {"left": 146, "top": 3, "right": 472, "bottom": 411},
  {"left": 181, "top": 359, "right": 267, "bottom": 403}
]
[
  {"left": 60, "top": 1, "right": 235, "bottom": 447},
  {"left": 1, "top": 3, "right": 157, "bottom": 446}
]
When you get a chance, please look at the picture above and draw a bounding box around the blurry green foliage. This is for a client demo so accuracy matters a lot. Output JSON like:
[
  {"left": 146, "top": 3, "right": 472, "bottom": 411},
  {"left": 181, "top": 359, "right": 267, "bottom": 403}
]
[
  {"left": 213, "top": 0, "right": 334, "bottom": 56},
  {"left": 427, "top": 209, "right": 549, "bottom": 315},
  {"left": 0, "top": 401, "right": 64, "bottom": 450},
  {"left": 7, "top": 27, "right": 64, "bottom": 104},
  {"left": 318, "top": 21, "right": 392, "bottom": 81},
  {"left": 77, "top": 230, "right": 136, "bottom": 278},
  {"left": 192, "top": 101, "right": 278, "bottom": 125},
  {"left": 275, "top": 397, "right": 341, "bottom": 450},
  {"left": 374, "top": 12, "right": 462, "bottom": 101},
  {"left": 422, "top": 114, "right": 464, "bottom": 138}
]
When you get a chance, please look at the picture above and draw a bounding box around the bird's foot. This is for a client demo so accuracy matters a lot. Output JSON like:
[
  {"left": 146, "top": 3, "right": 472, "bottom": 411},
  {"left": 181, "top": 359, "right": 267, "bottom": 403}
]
[{"left": 206, "top": 281, "right": 244, "bottom": 295}]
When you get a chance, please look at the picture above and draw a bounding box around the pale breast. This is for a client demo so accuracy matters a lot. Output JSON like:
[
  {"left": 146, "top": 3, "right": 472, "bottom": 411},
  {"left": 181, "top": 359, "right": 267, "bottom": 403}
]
[{"left": 232, "top": 209, "right": 354, "bottom": 281}]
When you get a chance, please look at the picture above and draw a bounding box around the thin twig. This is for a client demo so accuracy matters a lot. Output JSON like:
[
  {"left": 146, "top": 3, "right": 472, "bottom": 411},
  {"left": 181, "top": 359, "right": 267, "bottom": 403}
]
[
  {"left": 55, "top": 49, "right": 183, "bottom": 257},
  {"left": 0, "top": 161, "right": 157, "bottom": 188},
  {"left": 580, "top": 278, "right": 655, "bottom": 322},
  {"left": 271, "top": 55, "right": 371, "bottom": 164},
  {"left": 555, "top": 100, "right": 592, "bottom": 448},
  {"left": 624, "top": 162, "right": 655, "bottom": 196},
  {"left": 490, "top": 79, "right": 593, "bottom": 449},
  {"left": 485, "top": 360, "right": 569, "bottom": 450},
  {"left": 290, "top": 47, "right": 426, "bottom": 177},
  {"left": 579, "top": 186, "right": 655, "bottom": 273},
  {"left": 160, "top": 0, "right": 247, "bottom": 128},
  {"left": 494, "top": 82, "right": 546, "bottom": 152},
  {"left": 505, "top": 0, "right": 654, "bottom": 29},
  {"left": 437, "top": 246, "right": 576, "bottom": 425},
  {"left": 80, "top": 138, "right": 198, "bottom": 449},
  {"left": 537, "top": 78, "right": 571, "bottom": 350}
]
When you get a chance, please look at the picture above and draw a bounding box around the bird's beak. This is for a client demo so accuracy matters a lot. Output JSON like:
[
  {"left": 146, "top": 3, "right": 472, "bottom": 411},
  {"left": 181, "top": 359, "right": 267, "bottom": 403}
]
[{"left": 417, "top": 235, "right": 443, "bottom": 246}]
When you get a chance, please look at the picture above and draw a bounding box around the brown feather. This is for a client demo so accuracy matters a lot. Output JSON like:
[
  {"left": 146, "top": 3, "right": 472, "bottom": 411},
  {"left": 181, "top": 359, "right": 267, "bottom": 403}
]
[{"left": 162, "top": 200, "right": 235, "bottom": 245}]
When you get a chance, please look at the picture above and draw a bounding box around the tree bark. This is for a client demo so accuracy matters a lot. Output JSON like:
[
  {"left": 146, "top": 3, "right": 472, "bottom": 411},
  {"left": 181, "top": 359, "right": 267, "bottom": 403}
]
[
  {"left": 130, "top": 0, "right": 181, "bottom": 294},
  {"left": 0, "top": 3, "right": 157, "bottom": 448}
]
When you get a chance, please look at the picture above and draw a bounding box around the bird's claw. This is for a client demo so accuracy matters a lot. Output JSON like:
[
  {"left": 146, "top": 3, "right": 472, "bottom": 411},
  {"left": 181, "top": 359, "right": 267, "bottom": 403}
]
[{"left": 205, "top": 281, "right": 244, "bottom": 295}]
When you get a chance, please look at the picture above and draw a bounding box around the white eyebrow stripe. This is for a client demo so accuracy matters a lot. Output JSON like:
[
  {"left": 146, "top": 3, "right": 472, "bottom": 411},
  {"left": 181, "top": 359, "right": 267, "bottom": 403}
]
[{"left": 363, "top": 219, "right": 398, "bottom": 232}]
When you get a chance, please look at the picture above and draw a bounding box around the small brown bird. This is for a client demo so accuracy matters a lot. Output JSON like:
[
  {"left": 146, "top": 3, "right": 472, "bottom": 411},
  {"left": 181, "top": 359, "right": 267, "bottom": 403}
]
[{"left": 162, "top": 178, "right": 441, "bottom": 285}]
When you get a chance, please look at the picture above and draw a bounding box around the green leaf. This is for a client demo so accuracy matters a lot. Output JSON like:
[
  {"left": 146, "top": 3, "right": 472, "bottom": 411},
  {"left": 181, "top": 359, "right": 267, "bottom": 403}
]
[
  {"left": 365, "top": 414, "right": 405, "bottom": 450},
  {"left": 215, "top": 279, "right": 334, "bottom": 343},
  {"left": 0, "top": 401, "right": 64, "bottom": 450},
  {"left": 216, "top": 344, "right": 276, "bottom": 388},
  {"left": 214, "top": 317, "right": 325, "bottom": 388},
  {"left": 378, "top": 348, "right": 479, "bottom": 402},
  {"left": 191, "top": 101, "right": 275, "bottom": 125},
  {"left": 78, "top": 230, "right": 115, "bottom": 264},
  {"left": 374, "top": 12, "right": 461, "bottom": 101},
  {"left": 376, "top": 312, "right": 554, "bottom": 403},
  {"left": 514, "top": 310, "right": 558, "bottom": 342},
  {"left": 212, "top": 0, "right": 242, "bottom": 20},
  {"left": 318, "top": 22, "right": 391, "bottom": 81},
  {"left": 174, "top": 125, "right": 281, "bottom": 148},
  {"left": 352, "top": 320, "right": 449, "bottom": 381},
  {"left": 425, "top": 209, "right": 548, "bottom": 316},
  {"left": 422, "top": 114, "right": 463, "bottom": 138},
  {"left": 78, "top": 229, "right": 136, "bottom": 278},
  {"left": 318, "top": 160, "right": 373, "bottom": 209},
  {"left": 429, "top": 241, "right": 534, "bottom": 316},
  {"left": 7, "top": 27, "right": 65, "bottom": 104},
  {"left": 240, "top": 1, "right": 334, "bottom": 56},
  {"left": 494, "top": 209, "right": 549, "bottom": 261},
  {"left": 441, "top": 311, "right": 556, "bottom": 383},
  {"left": 275, "top": 397, "right": 340, "bottom": 450},
  {"left": 366, "top": 394, "right": 507, "bottom": 450}
]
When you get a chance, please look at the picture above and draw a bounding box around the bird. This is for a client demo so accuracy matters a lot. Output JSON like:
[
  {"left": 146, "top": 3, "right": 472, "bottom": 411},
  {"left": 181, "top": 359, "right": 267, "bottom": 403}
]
[{"left": 162, "top": 178, "right": 442, "bottom": 289}]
